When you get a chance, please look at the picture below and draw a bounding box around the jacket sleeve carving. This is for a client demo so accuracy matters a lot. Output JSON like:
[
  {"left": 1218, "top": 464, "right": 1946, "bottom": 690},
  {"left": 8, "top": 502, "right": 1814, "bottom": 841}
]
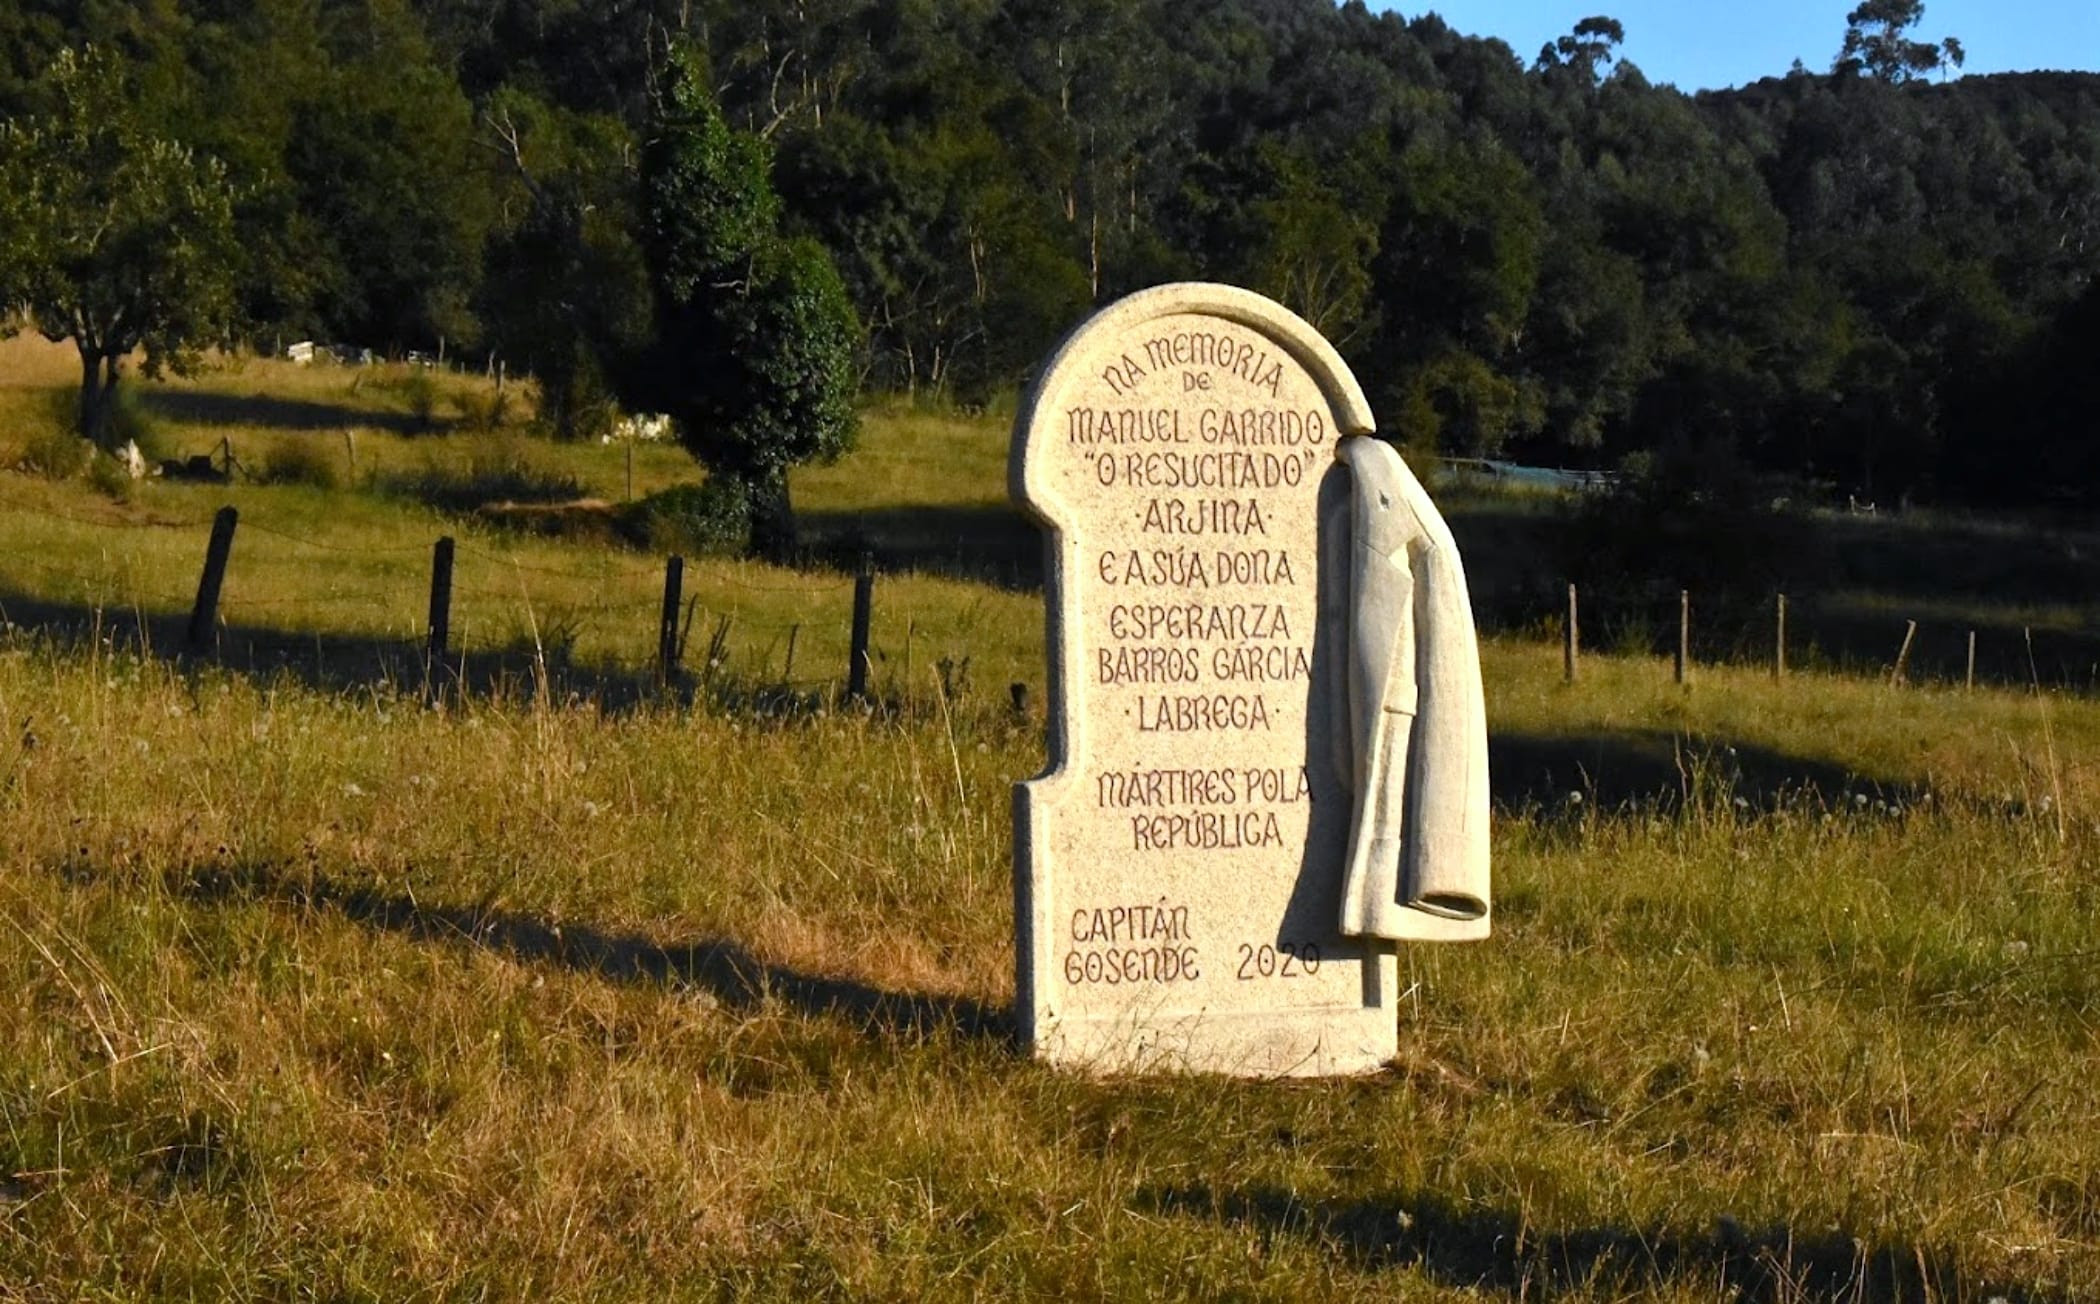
[{"left": 1333, "top": 437, "right": 1492, "bottom": 943}]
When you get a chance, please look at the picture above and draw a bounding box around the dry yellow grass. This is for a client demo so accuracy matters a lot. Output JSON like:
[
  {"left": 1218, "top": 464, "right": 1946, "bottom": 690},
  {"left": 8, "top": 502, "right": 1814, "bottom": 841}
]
[
  {"left": 0, "top": 637, "right": 2094, "bottom": 1299},
  {"left": 2, "top": 332, "right": 2099, "bottom": 1299}
]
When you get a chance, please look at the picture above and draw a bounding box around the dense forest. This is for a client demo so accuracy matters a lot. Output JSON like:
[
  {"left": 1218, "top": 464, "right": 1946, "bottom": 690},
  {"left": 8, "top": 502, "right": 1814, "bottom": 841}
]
[{"left": 2, "top": 0, "right": 2096, "bottom": 510}]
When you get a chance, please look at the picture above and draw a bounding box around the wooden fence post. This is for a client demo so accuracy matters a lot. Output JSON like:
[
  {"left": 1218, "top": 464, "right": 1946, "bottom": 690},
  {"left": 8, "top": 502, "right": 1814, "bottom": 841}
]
[
  {"left": 343, "top": 429, "right": 357, "bottom": 483},
  {"left": 625, "top": 440, "right": 636, "bottom": 503},
  {"left": 186, "top": 506, "right": 238, "bottom": 655},
  {"left": 426, "top": 537, "right": 455, "bottom": 660},
  {"left": 1966, "top": 629, "right": 1977, "bottom": 693},
  {"left": 424, "top": 538, "right": 454, "bottom": 701},
  {"left": 784, "top": 623, "right": 799, "bottom": 683},
  {"left": 1674, "top": 589, "right": 1690, "bottom": 686},
  {"left": 1890, "top": 619, "right": 1919, "bottom": 688},
  {"left": 658, "top": 555, "right": 685, "bottom": 682},
  {"left": 848, "top": 553, "right": 874, "bottom": 700},
  {"left": 424, "top": 537, "right": 454, "bottom": 701},
  {"left": 1774, "top": 592, "right": 1787, "bottom": 681},
  {"left": 1564, "top": 582, "right": 1579, "bottom": 684}
]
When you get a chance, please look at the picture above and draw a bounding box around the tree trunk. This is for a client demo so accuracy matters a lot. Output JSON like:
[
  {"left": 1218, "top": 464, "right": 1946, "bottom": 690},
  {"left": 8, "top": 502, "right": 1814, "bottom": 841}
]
[{"left": 77, "top": 345, "right": 118, "bottom": 449}]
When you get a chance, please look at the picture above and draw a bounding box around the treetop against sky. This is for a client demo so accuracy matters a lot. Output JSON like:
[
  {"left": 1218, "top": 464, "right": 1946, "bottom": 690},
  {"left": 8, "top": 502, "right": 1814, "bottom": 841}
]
[{"left": 1387, "top": 0, "right": 2100, "bottom": 91}]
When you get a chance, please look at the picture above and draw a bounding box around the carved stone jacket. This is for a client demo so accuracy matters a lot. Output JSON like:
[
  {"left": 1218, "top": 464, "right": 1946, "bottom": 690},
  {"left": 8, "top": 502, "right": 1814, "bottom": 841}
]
[{"left": 1327, "top": 436, "right": 1492, "bottom": 943}]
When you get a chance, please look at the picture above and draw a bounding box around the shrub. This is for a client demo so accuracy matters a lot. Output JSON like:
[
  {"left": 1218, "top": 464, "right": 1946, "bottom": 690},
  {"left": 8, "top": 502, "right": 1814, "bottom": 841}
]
[
  {"left": 255, "top": 436, "right": 342, "bottom": 489},
  {"left": 385, "top": 433, "right": 585, "bottom": 513},
  {"left": 103, "top": 384, "right": 167, "bottom": 460},
  {"left": 20, "top": 422, "right": 91, "bottom": 479},
  {"left": 401, "top": 370, "right": 440, "bottom": 433},
  {"left": 20, "top": 387, "right": 91, "bottom": 478},
  {"left": 85, "top": 448, "right": 138, "bottom": 501},
  {"left": 620, "top": 477, "right": 751, "bottom": 557},
  {"left": 452, "top": 387, "right": 512, "bottom": 432}
]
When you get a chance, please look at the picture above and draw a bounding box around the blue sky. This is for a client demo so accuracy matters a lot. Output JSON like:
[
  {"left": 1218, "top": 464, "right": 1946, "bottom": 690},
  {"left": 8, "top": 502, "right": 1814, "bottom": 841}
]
[{"left": 1377, "top": 1, "right": 2100, "bottom": 91}]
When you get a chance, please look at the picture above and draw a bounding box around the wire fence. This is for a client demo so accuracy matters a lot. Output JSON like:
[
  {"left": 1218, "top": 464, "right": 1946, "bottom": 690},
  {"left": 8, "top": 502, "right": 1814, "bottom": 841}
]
[
  {"left": 4, "top": 498, "right": 2090, "bottom": 707},
  {"left": 0, "top": 501, "right": 911, "bottom": 706},
  {"left": 1555, "top": 580, "right": 2100, "bottom": 697}
]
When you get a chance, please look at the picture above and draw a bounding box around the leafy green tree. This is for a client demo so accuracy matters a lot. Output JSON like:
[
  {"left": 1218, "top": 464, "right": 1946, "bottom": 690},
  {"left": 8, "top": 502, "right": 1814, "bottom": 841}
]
[
  {"left": 1538, "top": 15, "right": 1626, "bottom": 86},
  {"left": 1391, "top": 350, "right": 1544, "bottom": 458},
  {"left": 6, "top": 0, "right": 2089, "bottom": 517},
  {"left": 1373, "top": 133, "right": 1543, "bottom": 453},
  {"left": 1244, "top": 138, "right": 1382, "bottom": 347},
  {"left": 997, "top": 0, "right": 1174, "bottom": 298},
  {"left": 1950, "top": 278, "right": 2100, "bottom": 508},
  {"left": 289, "top": 1, "right": 493, "bottom": 352},
  {"left": 1835, "top": 1, "right": 1964, "bottom": 83},
  {"left": 0, "top": 45, "right": 238, "bottom": 448},
  {"left": 631, "top": 48, "right": 860, "bottom": 557},
  {"left": 476, "top": 87, "right": 650, "bottom": 439}
]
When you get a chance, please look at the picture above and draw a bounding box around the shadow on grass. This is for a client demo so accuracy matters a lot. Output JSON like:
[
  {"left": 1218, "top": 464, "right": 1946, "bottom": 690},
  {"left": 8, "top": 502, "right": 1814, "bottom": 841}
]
[
  {"left": 372, "top": 466, "right": 596, "bottom": 520},
  {"left": 142, "top": 389, "right": 445, "bottom": 436},
  {"left": 1550, "top": 589, "right": 2100, "bottom": 694},
  {"left": 1785, "top": 597, "right": 2100, "bottom": 693},
  {"left": 796, "top": 504, "right": 1042, "bottom": 590},
  {"left": 1813, "top": 511, "right": 2100, "bottom": 609},
  {"left": 1143, "top": 1184, "right": 2041, "bottom": 1303},
  {"left": 1441, "top": 493, "right": 2100, "bottom": 692},
  {"left": 183, "top": 860, "right": 1012, "bottom": 1046},
  {"left": 1489, "top": 728, "right": 1918, "bottom": 811},
  {"left": 0, "top": 590, "right": 1937, "bottom": 806},
  {"left": 0, "top": 588, "right": 1026, "bottom": 732},
  {"left": 0, "top": 587, "right": 704, "bottom": 712}
]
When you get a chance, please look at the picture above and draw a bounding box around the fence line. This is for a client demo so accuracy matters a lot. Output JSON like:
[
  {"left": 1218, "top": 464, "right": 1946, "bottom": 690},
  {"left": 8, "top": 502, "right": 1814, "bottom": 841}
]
[
  {"left": 38, "top": 506, "right": 881, "bottom": 700},
  {"left": 225, "top": 591, "right": 406, "bottom": 610},
  {"left": 1556, "top": 577, "right": 2097, "bottom": 695},
  {"left": 10, "top": 503, "right": 2090, "bottom": 703},
  {"left": 240, "top": 519, "right": 431, "bottom": 556},
  {"left": 453, "top": 540, "right": 660, "bottom": 584},
  {"left": 706, "top": 566, "right": 847, "bottom": 595}
]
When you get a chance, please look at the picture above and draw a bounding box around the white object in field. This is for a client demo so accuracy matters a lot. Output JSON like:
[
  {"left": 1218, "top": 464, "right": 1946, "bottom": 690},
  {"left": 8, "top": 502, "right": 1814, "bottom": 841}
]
[{"left": 609, "top": 412, "right": 673, "bottom": 443}]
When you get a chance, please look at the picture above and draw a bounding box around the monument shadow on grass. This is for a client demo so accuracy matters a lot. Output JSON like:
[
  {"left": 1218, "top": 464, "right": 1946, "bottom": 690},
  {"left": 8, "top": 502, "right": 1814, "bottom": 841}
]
[
  {"left": 1488, "top": 728, "right": 1919, "bottom": 812},
  {"left": 1143, "top": 1184, "right": 2041, "bottom": 1303},
  {"left": 181, "top": 860, "right": 1011, "bottom": 1046}
]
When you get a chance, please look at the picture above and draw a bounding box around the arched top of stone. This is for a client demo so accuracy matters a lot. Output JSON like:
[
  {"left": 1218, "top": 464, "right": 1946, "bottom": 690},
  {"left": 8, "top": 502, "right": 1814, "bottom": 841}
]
[{"left": 1010, "top": 282, "right": 1375, "bottom": 509}]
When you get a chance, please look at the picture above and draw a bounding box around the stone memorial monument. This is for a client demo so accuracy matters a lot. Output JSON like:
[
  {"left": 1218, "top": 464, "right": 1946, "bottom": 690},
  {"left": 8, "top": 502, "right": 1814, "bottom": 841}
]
[{"left": 1011, "top": 283, "right": 1490, "bottom": 1077}]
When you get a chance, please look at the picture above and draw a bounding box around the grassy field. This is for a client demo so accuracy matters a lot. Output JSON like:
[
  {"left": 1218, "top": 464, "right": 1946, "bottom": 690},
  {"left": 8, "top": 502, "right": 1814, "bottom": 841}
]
[
  {"left": 0, "top": 337, "right": 1040, "bottom": 711},
  {"left": 2, "top": 337, "right": 2098, "bottom": 1300}
]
